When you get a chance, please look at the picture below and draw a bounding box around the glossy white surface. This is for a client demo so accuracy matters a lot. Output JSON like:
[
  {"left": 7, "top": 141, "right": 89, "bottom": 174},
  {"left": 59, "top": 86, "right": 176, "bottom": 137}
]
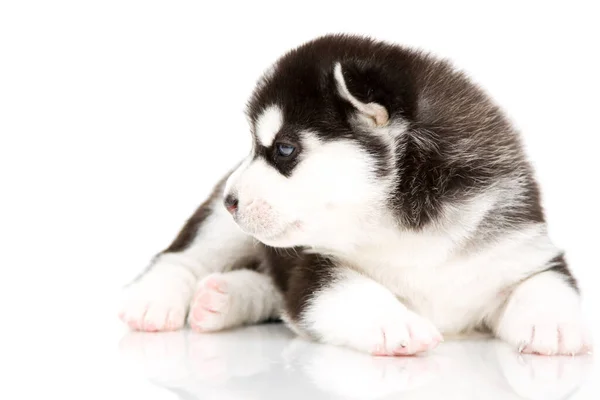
[
  {"left": 118, "top": 324, "right": 596, "bottom": 400},
  {"left": 2, "top": 2, "right": 599, "bottom": 400}
]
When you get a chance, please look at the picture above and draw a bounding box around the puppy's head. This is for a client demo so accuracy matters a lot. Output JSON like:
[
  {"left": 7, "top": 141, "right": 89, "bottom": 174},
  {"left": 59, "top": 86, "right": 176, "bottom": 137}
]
[{"left": 224, "top": 36, "right": 407, "bottom": 248}]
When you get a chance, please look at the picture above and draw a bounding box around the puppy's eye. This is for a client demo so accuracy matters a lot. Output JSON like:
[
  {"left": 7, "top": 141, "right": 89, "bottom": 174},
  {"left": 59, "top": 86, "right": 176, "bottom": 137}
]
[{"left": 276, "top": 143, "right": 295, "bottom": 157}]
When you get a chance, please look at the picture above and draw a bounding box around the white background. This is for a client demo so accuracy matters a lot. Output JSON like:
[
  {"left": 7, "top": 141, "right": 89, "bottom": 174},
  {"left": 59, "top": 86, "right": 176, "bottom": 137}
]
[{"left": 1, "top": 1, "right": 599, "bottom": 399}]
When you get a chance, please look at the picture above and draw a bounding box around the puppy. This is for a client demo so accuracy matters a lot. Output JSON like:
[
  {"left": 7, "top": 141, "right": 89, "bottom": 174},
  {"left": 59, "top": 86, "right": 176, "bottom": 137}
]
[{"left": 120, "top": 34, "right": 591, "bottom": 356}]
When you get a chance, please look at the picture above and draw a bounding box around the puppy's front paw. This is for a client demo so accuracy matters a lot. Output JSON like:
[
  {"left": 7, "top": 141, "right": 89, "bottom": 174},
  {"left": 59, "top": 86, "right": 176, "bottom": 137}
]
[
  {"left": 302, "top": 272, "right": 443, "bottom": 356},
  {"left": 119, "top": 279, "right": 190, "bottom": 332},
  {"left": 367, "top": 310, "right": 443, "bottom": 356},
  {"left": 311, "top": 298, "right": 442, "bottom": 356}
]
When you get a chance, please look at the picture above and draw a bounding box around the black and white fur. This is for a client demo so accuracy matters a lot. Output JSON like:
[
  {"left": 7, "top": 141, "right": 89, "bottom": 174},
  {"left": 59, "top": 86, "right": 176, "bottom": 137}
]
[{"left": 120, "top": 34, "right": 591, "bottom": 356}]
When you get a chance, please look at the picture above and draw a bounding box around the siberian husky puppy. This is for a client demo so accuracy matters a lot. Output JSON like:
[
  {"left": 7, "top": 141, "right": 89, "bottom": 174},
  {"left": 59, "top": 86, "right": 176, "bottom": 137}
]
[{"left": 120, "top": 34, "right": 591, "bottom": 356}]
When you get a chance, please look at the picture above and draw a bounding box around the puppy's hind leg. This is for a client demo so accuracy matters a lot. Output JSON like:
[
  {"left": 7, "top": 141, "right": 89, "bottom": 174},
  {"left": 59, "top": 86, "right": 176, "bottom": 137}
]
[{"left": 188, "top": 269, "right": 282, "bottom": 332}]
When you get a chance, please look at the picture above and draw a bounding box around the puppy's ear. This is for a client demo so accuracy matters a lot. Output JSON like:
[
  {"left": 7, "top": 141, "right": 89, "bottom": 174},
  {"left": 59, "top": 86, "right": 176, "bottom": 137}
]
[{"left": 333, "top": 62, "right": 389, "bottom": 127}]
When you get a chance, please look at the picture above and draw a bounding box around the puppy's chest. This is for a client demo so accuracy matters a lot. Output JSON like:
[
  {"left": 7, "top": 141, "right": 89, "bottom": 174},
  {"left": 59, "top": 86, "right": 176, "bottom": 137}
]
[
  {"left": 350, "top": 241, "right": 458, "bottom": 301},
  {"left": 342, "top": 231, "right": 497, "bottom": 330}
]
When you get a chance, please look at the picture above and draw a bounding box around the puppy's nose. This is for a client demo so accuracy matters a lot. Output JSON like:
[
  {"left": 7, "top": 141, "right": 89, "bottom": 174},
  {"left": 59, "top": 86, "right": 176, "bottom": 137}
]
[{"left": 224, "top": 194, "right": 239, "bottom": 214}]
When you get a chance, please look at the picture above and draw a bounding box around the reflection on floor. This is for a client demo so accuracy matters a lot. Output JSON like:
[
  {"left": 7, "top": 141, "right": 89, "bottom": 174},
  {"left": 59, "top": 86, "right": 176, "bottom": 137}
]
[{"left": 119, "top": 323, "right": 594, "bottom": 400}]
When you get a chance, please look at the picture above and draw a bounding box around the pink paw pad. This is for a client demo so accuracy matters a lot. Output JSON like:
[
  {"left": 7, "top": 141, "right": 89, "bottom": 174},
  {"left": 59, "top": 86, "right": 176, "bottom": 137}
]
[
  {"left": 127, "top": 319, "right": 141, "bottom": 330},
  {"left": 189, "top": 275, "right": 231, "bottom": 332},
  {"left": 204, "top": 275, "right": 227, "bottom": 293}
]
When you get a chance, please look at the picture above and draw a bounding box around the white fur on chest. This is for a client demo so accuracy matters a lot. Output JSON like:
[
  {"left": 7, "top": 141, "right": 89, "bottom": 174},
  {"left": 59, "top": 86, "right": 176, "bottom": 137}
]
[
  {"left": 312, "top": 188, "right": 561, "bottom": 334},
  {"left": 339, "top": 223, "right": 558, "bottom": 334}
]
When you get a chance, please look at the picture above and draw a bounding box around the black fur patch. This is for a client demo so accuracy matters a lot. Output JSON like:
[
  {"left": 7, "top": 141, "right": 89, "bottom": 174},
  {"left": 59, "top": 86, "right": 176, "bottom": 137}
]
[{"left": 263, "top": 246, "right": 336, "bottom": 323}]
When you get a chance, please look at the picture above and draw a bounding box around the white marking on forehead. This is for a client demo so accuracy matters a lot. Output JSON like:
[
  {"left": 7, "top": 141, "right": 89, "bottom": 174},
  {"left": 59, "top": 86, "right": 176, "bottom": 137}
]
[{"left": 255, "top": 105, "right": 284, "bottom": 147}]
